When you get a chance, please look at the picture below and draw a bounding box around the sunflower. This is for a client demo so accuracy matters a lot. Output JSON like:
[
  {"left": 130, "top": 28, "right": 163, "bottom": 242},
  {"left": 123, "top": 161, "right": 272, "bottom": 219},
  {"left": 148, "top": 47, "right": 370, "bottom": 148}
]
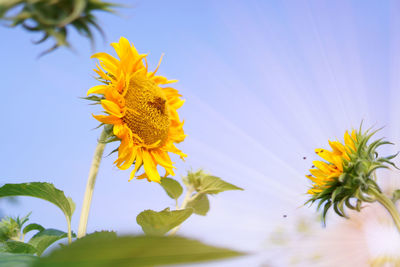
[
  {"left": 87, "top": 37, "right": 186, "bottom": 183},
  {"left": 306, "top": 130, "right": 357, "bottom": 195},
  {"left": 305, "top": 126, "right": 399, "bottom": 222}
]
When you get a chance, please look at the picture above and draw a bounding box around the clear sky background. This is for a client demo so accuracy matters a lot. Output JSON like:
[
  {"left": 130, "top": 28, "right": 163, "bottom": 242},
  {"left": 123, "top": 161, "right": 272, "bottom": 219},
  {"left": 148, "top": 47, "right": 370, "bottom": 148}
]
[{"left": 1, "top": 0, "right": 400, "bottom": 266}]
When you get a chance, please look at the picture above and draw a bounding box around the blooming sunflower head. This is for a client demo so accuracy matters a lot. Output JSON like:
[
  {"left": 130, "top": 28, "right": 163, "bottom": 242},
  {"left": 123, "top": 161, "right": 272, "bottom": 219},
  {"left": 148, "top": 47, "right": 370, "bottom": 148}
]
[
  {"left": 306, "top": 126, "right": 397, "bottom": 222},
  {"left": 86, "top": 37, "right": 187, "bottom": 183}
]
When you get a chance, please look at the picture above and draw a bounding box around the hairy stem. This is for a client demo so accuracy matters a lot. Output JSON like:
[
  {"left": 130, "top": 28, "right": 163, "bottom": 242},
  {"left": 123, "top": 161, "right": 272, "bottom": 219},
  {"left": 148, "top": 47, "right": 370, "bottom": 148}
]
[
  {"left": 77, "top": 128, "right": 108, "bottom": 238},
  {"left": 370, "top": 187, "right": 400, "bottom": 233},
  {"left": 169, "top": 188, "right": 195, "bottom": 235}
]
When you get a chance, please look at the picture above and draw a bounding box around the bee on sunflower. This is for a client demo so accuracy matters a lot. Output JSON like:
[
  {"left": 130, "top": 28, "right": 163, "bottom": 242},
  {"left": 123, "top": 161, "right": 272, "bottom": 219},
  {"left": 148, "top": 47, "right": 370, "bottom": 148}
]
[
  {"left": 87, "top": 37, "right": 187, "bottom": 183},
  {"left": 78, "top": 37, "right": 186, "bottom": 238},
  {"left": 305, "top": 126, "right": 400, "bottom": 230}
]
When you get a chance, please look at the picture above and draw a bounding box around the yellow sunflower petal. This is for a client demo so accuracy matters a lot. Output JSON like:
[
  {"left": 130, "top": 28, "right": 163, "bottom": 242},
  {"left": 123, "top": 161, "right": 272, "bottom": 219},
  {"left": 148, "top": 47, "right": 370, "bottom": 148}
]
[
  {"left": 101, "top": 100, "right": 124, "bottom": 118},
  {"left": 142, "top": 151, "right": 161, "bottom": 183},
  {"left": 118, "top": 147, "right": 137, "bottom": 170},
  {"left": 87, "top": 85, "right": 108, "bottom": 96},
  {"left": 91, "top": 52, "right": 119, "bottom": 67},
  {"left": 129, "top": 149, "right": 143, "bottom": 181},
  {"left": 344, "top": 131, "right": 356, "bottom": 152},
  {"left": 92, "top": 114, "right": 121, "bottom": 125}
]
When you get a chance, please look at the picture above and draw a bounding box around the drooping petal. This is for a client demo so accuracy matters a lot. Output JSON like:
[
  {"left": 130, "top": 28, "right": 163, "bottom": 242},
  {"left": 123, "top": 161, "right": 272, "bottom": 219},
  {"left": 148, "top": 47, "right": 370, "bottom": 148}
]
[
  {"left": 129, "top": 149, "right": 143, "bottom": 181},
  {"left": 142, "top": 151, "right": 161, "bottom": 183}
]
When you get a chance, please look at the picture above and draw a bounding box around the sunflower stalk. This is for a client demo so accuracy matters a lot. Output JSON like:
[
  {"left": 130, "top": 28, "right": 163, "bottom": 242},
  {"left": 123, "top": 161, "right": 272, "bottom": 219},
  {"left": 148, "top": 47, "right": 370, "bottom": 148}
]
[
  {"left": 77, "top": 127, "right": 108, "bottom": 238},
  {"left": 369, "top": 187, "right": 400, "bottom": 233},
  {"left": 169, "top": 187, "right": 195, "bottom": 236}
]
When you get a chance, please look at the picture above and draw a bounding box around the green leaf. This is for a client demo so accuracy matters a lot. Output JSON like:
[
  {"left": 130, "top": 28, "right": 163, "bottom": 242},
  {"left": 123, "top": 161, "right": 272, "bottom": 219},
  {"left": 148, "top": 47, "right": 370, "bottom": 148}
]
[
  {"left": 195, "top": 175, "right": 243, "bottom": 194},
  {"left": 187, "top": 193, "right": 210, "bottom": 216},
  {"left": 34, "top": 233, "right": 245, "bottom": 267},
  {"left": 0, "top": 241, "right": 37, "bottom": 254},
  {"left": 160, "top": 178, "right": 183, "bottom": 200},
  {"left": 0, "top": 183, "right": 75, "bottom": 239},
  {"left": 23, "top": 224, "right": 44, "bottom": 236},
  {"left": 136, "top": 208, "right": 193, "bottom": 236},
  {"left": 0, "top": 253, "right": 38, "bottom": 267},
  {"left": 393, "top": 189, "right": 400, "bottom": 203},
  {"left": 28, "top": 229, "right": 69, "bottom": 256}
]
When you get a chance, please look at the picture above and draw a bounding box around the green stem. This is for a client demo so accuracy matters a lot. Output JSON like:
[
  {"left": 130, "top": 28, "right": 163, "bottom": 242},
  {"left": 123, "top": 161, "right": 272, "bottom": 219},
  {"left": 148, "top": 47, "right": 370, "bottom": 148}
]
[
  {"left": 67, "top": 220, "right": 72, "bottom": 244},
  {"left": 77, "top": 128, "right": 107, "bottom": 238},
  {"left": 369, "top": 187, "right": 400, "bottom": 233},
  {"left": 169, "top": 188, "right": 194, "bottom": 236}
]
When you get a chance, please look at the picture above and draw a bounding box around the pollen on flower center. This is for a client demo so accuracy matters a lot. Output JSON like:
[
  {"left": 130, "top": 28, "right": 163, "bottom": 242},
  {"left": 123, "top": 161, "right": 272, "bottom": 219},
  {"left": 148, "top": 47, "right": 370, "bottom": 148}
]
[{"left": 122, "top": 74, "right": 170, "bottom": 146}]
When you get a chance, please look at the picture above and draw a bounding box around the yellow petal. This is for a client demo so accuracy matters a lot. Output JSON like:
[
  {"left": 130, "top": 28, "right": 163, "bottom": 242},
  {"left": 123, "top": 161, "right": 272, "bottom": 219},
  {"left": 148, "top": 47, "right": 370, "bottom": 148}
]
[
  {"left": 92, "top": 114, "right": 121, "bottom": 125},
  {"left": 329, "top": 140, "right": 345, "bottom": 154},
  {"left": 129, "top": 149, "right": 143, "bottom": 181},
  {"left": 87, "top": 85, "right": 107, "bottom": 96},
  {"left": 148, "top": 53, "right": 164, "bottom": 77},
  {"left": 118, "top": 147, "right": 137, "bottom": 170},
  {"left": 91, "top": 52, "right": 119, "bottom": 67},
  {"left": 142, "top": 151, "right": 161, "bottom": 183},
  {"left": 351, "top": 129, "right": 357, "bottom": 142},
  {"left": 344, "top": 131, "right": 356, "bottom": 152},
  {"left": 313, "top": 161, "right": 335, "bottom": 174},
  {"left": 101, "top": 100, "right": 124, "bottom": 118}
]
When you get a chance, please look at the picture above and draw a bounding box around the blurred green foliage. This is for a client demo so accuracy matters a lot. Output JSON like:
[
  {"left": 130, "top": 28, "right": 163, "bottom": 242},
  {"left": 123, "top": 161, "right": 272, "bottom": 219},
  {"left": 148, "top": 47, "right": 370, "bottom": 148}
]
[{"left": 0, "top": 0, "right": 119, "bottom": 55}]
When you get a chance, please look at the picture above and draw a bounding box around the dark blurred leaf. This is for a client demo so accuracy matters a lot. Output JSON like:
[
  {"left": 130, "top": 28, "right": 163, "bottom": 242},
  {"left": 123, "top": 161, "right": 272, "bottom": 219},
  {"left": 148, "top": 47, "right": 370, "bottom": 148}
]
[
  {"left": 0, "top": 241, "right": 36, "bottom": 254},
  {"left": 0, "top": 252, "right": 38, "bottom": 267},
  {"left": 136, "top": 208, "right": 193, "bottom": 236},
  {"left": 160, "top": 178, "right": 183, "bottom": 200},
  {"left": 28, "top": 229, "right": 69, "bottom": 256},
  {"left": 34, "top": 233, "right": 245, "bottom": 267},
  {"left": 0, "top": 0, "right": 120, "bottom": 55}
]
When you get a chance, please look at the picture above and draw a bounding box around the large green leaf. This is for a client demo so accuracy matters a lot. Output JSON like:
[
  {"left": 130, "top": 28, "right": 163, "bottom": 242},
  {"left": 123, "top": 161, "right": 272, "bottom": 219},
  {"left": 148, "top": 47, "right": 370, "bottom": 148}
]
[
  {"left": 187, "top": 193, "right": 210, "bottom": 216},
  {"left": 28, "top": 229, "right": 69, "bottom": 256},
  {"left": 34, "top": 233, "right": 244, "bottom": 267},
  {"left": 136, "top": 208, "right": 193, "bottom": 236},
  {"left": 0, "top": 253, "right": 38, "bottom": 267},
  {"left": 0, "top": 241, "right": 36, "bottom": 254},
  {"left": 195, "top": 175, "right": 243, "bottom": 194},
  {"left": 160, "top": 178, "right": 183, "bottom": 200},
  {"left": 0, "top": 183, "right": 75, "bottom": 241},
  {"left": 183, "top": 170, "right": 243, "bottom": 194}
]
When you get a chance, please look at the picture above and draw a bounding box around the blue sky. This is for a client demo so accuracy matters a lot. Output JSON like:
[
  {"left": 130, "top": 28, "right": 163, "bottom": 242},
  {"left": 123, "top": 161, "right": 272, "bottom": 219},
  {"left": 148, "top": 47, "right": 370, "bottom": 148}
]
[{"left": 1, "top": 0, "right": 400, "bottom": 266}]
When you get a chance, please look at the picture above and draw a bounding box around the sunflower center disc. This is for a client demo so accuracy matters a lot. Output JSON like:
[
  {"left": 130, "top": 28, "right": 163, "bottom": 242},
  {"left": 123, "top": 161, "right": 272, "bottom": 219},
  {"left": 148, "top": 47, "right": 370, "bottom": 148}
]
[{"left": 123, "top": 74, "right": 170, "bottom": 146}]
